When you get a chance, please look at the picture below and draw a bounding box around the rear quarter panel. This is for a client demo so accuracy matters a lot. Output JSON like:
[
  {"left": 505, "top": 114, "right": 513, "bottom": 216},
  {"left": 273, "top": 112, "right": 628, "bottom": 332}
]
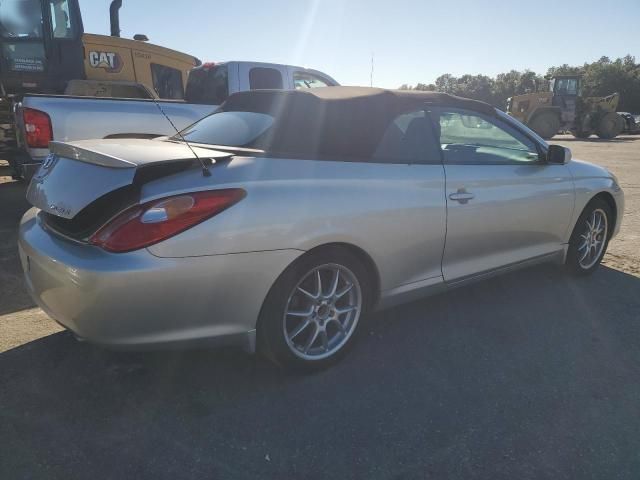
[{"left": 144, "top": 156, "right": 447, "bottom": 293}]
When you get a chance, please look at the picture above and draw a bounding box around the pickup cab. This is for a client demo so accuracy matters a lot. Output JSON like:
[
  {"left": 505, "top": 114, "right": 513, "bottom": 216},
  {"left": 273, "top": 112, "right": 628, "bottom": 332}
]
[{"left": 12, "top": 61, "right": 338, "bottom": 178}]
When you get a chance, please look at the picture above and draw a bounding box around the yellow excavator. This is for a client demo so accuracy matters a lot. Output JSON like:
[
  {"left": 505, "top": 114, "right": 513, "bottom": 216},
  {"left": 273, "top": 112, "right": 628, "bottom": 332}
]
[
  {"left": 507, "top": 75, "right": 624, "bottom": 139},
  {"left": 1, "top": 0, "right": 200, "bottom": 151}
]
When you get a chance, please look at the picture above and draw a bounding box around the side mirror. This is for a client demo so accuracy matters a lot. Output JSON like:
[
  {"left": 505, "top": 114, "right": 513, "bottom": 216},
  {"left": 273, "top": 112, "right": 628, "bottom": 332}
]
[{"left": 547, "top": 144, "right": 571, "bottom": 164}]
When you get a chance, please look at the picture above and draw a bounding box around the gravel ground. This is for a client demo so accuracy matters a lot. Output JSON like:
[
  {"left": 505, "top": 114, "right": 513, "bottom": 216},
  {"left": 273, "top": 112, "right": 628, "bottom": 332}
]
[{"left": 0, "top": 136, "right": 639, "bottom": 479}]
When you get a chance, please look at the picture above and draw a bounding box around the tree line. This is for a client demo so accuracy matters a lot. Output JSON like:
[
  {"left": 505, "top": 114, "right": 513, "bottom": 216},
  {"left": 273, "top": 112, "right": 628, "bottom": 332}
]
[{"left": 399, "top": 55, "right": 640, "bottom": 113}]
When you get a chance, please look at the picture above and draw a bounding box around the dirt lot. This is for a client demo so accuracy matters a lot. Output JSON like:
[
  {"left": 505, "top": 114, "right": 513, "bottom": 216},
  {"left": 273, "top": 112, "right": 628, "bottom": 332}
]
[{"left": 0, "top": 137, "right": 639, "bottom": 479}]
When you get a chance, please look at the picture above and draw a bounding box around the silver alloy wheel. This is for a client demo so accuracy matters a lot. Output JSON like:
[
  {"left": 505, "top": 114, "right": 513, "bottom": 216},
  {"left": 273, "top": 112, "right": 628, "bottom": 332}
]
[
  {"left": 577, "top": 208, "right": 608, "bottom": 269},
  {"left": 283, "top": 263, "right": 362, "bottom": 361}
]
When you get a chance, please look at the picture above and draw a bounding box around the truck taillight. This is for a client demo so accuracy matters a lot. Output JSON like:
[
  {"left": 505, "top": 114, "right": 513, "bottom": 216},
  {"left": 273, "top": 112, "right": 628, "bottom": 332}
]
[
  {"left": 89, "top": 189, "right": 246, "bottom": 253},
  {"left": 23, "top": 108, "right": 53, "bottom": 148}
]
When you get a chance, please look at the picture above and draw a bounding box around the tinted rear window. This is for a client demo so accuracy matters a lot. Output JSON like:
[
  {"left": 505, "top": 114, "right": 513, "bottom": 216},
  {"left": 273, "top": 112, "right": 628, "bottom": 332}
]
[
  {"left": 151, "top": 63, "right": 184, "bottom": 99},
  {"left": 185, "top": 64, "right": 229, "bottom": 105}
]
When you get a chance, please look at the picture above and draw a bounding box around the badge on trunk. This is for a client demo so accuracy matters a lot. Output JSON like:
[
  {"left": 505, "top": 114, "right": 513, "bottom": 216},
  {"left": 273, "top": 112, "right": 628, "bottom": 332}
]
[{"left": 42, "top": 153, "right": 58, "bottom": 170}]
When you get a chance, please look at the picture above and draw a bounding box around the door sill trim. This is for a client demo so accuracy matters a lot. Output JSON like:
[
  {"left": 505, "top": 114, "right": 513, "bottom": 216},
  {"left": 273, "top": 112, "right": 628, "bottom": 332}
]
[{"left": 445, "top": 250, "right": 564, "bottom": 288}]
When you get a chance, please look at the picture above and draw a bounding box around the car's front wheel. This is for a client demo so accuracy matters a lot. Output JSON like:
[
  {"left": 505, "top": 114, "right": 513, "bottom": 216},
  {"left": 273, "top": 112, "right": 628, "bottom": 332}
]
[
  {"left": 258, "top": 248, "right": 370, "bottom": 371},
  {"left": 566, "top": 198, "right": 612, "bottom": 275}
]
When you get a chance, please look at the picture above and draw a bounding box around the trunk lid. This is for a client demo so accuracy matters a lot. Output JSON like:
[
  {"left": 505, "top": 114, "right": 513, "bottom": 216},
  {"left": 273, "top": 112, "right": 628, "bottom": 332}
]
[{"left": 26, "top": 138, "right": 232, "bottom": 220}]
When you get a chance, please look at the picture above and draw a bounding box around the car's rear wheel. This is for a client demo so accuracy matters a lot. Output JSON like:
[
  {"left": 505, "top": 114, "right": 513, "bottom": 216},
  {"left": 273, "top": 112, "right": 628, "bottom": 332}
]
[
  {"left": 566, "top": 198, "right": 612, "bottom": 275},
  {"left": 258, "top": 248, "right": 370, "bottom": 371}
]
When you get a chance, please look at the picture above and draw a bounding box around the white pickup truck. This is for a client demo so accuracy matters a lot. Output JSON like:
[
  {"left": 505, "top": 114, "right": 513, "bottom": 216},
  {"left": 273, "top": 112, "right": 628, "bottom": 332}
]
[{"left": 12, "top": 61, "right": 338, "bottom": 178}]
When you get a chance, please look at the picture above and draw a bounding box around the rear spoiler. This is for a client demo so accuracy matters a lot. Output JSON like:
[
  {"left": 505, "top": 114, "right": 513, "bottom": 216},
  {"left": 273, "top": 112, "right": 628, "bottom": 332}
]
[
  {"left": 49, "top": 140, "right": 234, "bottom": 170},
  {"left": 49, "top": 142, "right": 136, "bottom": 169}
]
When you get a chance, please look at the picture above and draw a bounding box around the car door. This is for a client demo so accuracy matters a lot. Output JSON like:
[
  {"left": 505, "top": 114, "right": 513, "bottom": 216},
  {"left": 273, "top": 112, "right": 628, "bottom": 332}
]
[
  {"left": 432, "top": 107, "right": 575, "bottom": 282},
  {"left": 364, "top": 109, "right": 447, "bottom": 296}
]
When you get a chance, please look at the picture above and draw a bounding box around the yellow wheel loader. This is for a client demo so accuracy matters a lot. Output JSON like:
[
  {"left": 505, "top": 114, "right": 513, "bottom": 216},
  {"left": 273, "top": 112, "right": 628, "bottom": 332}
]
[{"left": 507, "top": 75, "right": 624, "bottom": 140}]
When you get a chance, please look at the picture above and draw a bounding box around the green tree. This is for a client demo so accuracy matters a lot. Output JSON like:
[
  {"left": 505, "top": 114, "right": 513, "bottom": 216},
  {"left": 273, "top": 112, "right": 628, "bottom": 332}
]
[
  {"left": 414, "top": 83, "right": 436, "bottom": 91},
  {"left": 434, "top": 74, "right": 457, "bottom": 94},
  {"left": 400, "top": 55, "right": 640, "bottom": 112},
  {"left": 454, "top": 74, "right": 495, "bottom": 104}
]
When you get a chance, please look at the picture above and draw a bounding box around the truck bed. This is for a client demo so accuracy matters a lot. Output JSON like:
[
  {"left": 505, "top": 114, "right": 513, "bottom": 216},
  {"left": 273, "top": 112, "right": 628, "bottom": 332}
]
[{"left": 15, "top": 94, "right": 216, "bottom": 176}]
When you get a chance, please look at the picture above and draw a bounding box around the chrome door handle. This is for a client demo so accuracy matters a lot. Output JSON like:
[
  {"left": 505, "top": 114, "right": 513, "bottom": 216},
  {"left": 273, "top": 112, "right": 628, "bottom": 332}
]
[{"left": 449, "top": 190, "right": 475, "bottom": 204}]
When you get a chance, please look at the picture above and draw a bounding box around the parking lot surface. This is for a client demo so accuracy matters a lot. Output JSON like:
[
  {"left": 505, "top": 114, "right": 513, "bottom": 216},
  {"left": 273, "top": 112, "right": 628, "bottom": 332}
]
[{"left": 1, "top": 135, "right": 639, "bottom": 479}]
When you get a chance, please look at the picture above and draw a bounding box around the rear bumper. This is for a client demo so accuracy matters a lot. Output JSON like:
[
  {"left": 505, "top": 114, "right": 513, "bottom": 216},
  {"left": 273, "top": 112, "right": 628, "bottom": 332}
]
[{"left": 19, "top": 208, "right": 301, "bottom": 351}]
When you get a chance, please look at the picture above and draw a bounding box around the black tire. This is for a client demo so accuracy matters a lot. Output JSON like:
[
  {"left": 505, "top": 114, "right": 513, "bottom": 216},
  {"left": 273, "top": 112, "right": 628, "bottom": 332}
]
[
  {"left": 257, "top": 247, "right": 372, "bottom": 371},
  {"left": 570, "top": 129, "right": 592, "bottom": 139},
  {"left": 596, "top": 112, "right": 624, "bottom": 139},
  {"left": 566, "top": 198, "right": 612, "bottom": 276},
  {"left": 529, "top": 112, "right": 560, "bottom": 139}
]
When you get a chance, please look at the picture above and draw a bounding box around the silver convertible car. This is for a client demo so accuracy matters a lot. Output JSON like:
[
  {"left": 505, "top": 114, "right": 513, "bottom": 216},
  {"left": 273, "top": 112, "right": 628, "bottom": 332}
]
[{"left": 19, "top": 87, "right": 624, "bottom": 369}]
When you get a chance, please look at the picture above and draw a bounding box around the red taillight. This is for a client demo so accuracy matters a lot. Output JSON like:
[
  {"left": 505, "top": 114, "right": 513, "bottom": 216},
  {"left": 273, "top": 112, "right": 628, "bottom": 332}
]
[
  {"left": 22, "top": 108, "right": 53, "bottom": 148},
  {"left": 89, "top": 189, "right": 246, "bottom": 253}
]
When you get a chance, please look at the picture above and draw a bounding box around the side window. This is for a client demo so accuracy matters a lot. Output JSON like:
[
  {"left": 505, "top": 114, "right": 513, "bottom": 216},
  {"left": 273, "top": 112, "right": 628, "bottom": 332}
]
[
  {"left": 249, "top": 67, "right": 283, "bottom": 90},
  {"left": 49, "top": 0, "right": 75, "bottom": 38},
  {"left": 294, "top": 71, "right": 331, "bottom": 89},
  {"left": 433, "top": 108, "right": 539, "bottom": 165},
  {"left": 372, "top": 110, "right": 441, "bottom": 164},
  {"left": 151, "top": 63, "right": 185, "bottom": 99}
]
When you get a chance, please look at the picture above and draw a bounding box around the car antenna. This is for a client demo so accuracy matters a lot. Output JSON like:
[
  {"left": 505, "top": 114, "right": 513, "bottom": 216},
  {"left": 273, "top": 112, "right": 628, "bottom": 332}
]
[{"left": 141, "top": 85, "right": 211, "bottom": 177}]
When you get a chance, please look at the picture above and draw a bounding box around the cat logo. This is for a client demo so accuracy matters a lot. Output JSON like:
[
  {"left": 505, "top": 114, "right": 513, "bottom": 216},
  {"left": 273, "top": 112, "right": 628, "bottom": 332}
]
[{"left": 88, "top": 51, "right": 123, "bottom": 73}]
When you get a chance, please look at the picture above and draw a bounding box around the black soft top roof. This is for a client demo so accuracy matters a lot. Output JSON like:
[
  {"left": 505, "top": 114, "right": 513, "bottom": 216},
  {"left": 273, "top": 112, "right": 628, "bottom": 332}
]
[{"left": 220, "top": 86, "right": 496, "bottom": 159}]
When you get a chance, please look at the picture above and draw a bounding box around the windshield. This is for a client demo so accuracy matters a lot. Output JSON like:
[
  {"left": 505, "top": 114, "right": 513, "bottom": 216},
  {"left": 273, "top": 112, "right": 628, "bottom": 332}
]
[
  {"left": 554, "top": 78, "right": 579, "bottom": 95},
  {"left": 175, "top": 111, "right": 274, "bottom": 148},
  {"left": 0, "top": 0, "right": 43, "bottom": 38}
]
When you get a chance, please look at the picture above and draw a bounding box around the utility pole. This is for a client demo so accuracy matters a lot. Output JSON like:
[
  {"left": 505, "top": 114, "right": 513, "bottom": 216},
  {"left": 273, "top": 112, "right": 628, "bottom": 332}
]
[{"left": 370, "top": 53, "right": 374, "bottom": 87}]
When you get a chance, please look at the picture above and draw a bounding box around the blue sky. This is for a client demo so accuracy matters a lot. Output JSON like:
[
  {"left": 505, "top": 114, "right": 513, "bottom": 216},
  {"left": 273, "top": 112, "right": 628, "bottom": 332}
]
[{"left": 82, "top": 0, "right": 640, "bottom": 88}]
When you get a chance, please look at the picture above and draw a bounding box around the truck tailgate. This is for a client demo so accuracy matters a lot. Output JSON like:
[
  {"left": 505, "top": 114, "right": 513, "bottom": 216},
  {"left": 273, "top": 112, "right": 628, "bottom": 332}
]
[{"left": 20, "top": 94, "right": 215, "bottom": 146}]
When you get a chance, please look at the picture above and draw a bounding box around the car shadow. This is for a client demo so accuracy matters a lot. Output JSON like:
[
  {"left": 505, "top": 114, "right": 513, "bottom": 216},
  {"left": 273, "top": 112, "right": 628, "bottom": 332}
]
[
  {"left": 0, "top": 178, "right": 34, "bottom": 315},
  {"left": 1, "top": 264, "right": 640, "bottom": 479}
]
